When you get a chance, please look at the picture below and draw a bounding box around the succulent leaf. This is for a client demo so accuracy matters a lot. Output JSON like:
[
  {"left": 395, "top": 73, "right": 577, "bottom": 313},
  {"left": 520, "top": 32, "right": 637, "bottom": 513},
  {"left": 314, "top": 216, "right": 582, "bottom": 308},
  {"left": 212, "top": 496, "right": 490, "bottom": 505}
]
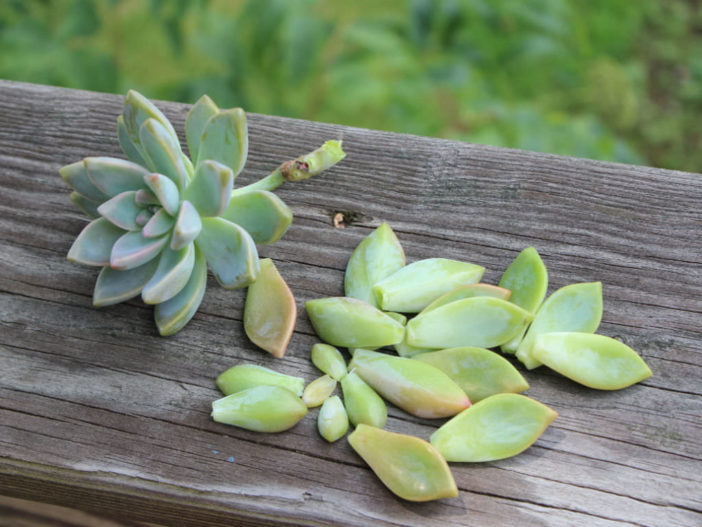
[
  {"left": 154, "top": 246, "right": 207, "bottom": 336},
  {"left": 117, "top": 114, "right": 149, "bottom": 166},
  {"left": 340, "top": 370, "right": 387, "bottom": 428},
  {"left": 67, "top": 218, "right": 126, "bottom": 266},
  {"left": 122, "top": 89, "right": 179, "bottom": 161},
  {"left": 216, "top": 364, "right": 305, "bottom": 397},
  {"left": 195, "top": 217, "right": 259, "bottom": 289},
  {"left": 110, "top": 231, "right": 169, "bottom": 270},
  {"left": 139, "top": 118, "right": 189, "bottom": 191},
  {"left": 318, "top": 395, "right": 349, "bottom": 443},
  {"left": 60, "top": 161, "right": 109, "bottom": 202},
  {"left": 302, "top": 375, "right": 337, "bottom": 408},
  {"left": 422, "top": 283, "right": 512, "bottom": 313},
  {"left": 93, "top": 258, "right": 159, "bottom": 307},
  {"left": 185, "top": 94, "right": 219, "bottom": 163},
  {"left": 144, "top": 173, "right": 180, "bottom": 215},
  {"left": 97, "top": 191, "right": 144, "bottom": 231},
  {"left": 134, "top": 188, "right": 160, "bottom": 205},
  {"left": 142, "top": 243, "right": 196, "bottom": 304},
  {"left": 69, "top": 191, "right": 100, "bottom": 218},
  {"left": 142, "top": 208, "right": 174, "bottom": 238},
  {"left": 135, "top": 209, "right": 154, "bottom": 227},
  {"left": 198, "top": 108, "right": 248, "bottom": 176},
  {"left": 311, "top": 343, "right": 347, "bottom": 381},
  {"left": 184, "top": 160, "right": 234, "bottom": 217},
  {"left": 171, "top": 201, "right": 202, "bottom": 250},
  {"left": 221, "top": 190, "right": 292, "bottom": 244},
  {"left": 84, "top": 157, "right": 150, "bottom": 197}
]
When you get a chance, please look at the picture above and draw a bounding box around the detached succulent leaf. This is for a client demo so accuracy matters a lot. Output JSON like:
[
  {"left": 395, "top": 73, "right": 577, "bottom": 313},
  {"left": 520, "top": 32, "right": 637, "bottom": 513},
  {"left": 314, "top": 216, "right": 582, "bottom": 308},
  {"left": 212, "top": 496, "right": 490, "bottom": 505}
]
[
  {"left": 139, "top": 118, "right": 189, "bottom": 191},
  {"left": 340, "top": 370, "right": 387, "bottom": 428},
  {"left": 311, "top": 343, "right": 347, "bottom": 381},
  {"left": 97, "top": 191, "right": 144, "bottom": 231},
  {"left": 68, "top": 218, "right": 126, "bottom": 266},
  {"left": 216, "top": 364, "right": 305, "bottom": 397},
  {"left": 141, "top": 244, "right": 195, "bottom": 304},
  {"left": 185, "top": 94, "right": 219, "bottom": 163},
  {"left": 170, "top": 201, "right": 202, "bottom": 250},
  {"left": 110, "top": 231, "right": 169, "bottom": 270},
  {"left": 196, "top": 217, "right": 259, "bottom": 289},
  {"left": 185, "top": 160, "right": 234, "bottom": 217},
  {"left": 221, "top": 190, "right": 292, "bottom": 244},
  {"left": 198, "top": 108, "right": 248, "bottom": 177},
  {"left": 60, "top": 161, "right": 109, "bottom": 203},
  {"left": 422, "top": 283, "right": 511, "bottom": 313},
  {"left": 318, "top": 395, "right": 349, "bottom": 443},
  {"left": 93, "top": 258, "right": 159, "bottom": 307},
  {"left": 302, "top": 375, "right": 337, "bottom": 408},
  {"left": 85, "top": 157, "right": 149, "bottom": 197}
]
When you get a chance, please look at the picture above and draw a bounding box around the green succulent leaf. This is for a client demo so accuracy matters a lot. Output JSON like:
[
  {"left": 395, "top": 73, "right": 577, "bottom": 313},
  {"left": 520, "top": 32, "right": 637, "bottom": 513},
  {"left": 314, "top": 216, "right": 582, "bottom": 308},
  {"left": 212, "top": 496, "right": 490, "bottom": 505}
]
[
  {"left": 171, "top": 201, "right": 202, "bottom": 250},
  {"left": 144, "top": 173, "right": 180, "bottom": 216},
  {"left": 117, "top": 114, "right": 149, "bottom": 167},
  {"left": 155, "top": 246, "right": 207, "bottom": 336},
  {"left": 69, "top": 191, "right": 100, "bottom": 218},
  {"left": 135, "top": 209, "right": 154, "bottom": 227},
  {"left": 93, "top": 258, "right": 159, "bottom": 307},
  {"left": 85, "top": 157, "right": 149, "bottom": 197},
  {"left": 195, "top": 217, "right": 259, "bottom": 289},
  {"left": 142, "top": 208, "right": 175, "bottom": 238},
  {"left": 110, "top": 231, "right": 169, "bottom": 270},
  {"left": 184, "top": 160, "right": 234, "bottom": 217},
  {"left": 122, "top": 89, "right": 179, "bottom": 163},
  {"left": 216, "top": 364, "right": 305, "bottom": 397},
  {"left": 139, "top": 118, "right": 189, "bottom": 191},
  {"left": 221, "top": 190, "right": 292, "bottom": 244},
  {"left": 60, "top": 161, "right": 109, "bottom": 203},
  {"left": 134, "top": 189, "right": 160, "bottom": 205},
  {"left": 198, "top": 108, "right": 248, "bottom": 177},
  {"left": 67, "top": 218, "right": 126, "bottom": 266},
  {"left": 142, "top": 243, "right": 195, "bottom": 304},
  {"left": 97, "top": 191, "right": 143, "bottom": 231},
  {"left": 186, "top": 94, "right": 219, "bottom": 164}
]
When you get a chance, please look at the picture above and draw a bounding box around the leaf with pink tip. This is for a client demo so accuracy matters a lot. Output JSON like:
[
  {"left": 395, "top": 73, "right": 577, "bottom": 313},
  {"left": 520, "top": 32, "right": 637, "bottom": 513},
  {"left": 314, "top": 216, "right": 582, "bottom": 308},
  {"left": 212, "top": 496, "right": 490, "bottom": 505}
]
[
  {"left": 139, "top": 118, "right": 189, "bottom": 191},
  {"left": 93, "top": 258, "right": 159, "bottom": 307},
  {"left": 142, "top": 243, "right": 195, "bottom": 304},
  {"left": 184, "top": 160, "right": 234, "bottom": 217},
  {"left": 171, "top": 201, "right": 202, "bottom": 250},
  {"left": 85, "top": 157, "right": 149, "bottom": 196},
  {"left": 221, "top": 190, "right": 292, "bottom": 244},
  {"left": 142, "top": 208, "right": 174, "bottom": 238},
  {"left": 97, "top": 191, "right": 143, "bottom": 231},
  {"left": 67, "top": 218, "right": 126, "bottom": 266},
  {"left": 110, "top": 231, "right": 168, "bottom": 270},
  {"left": 144, "top": 173, "right": 179, "bottom": 215}
]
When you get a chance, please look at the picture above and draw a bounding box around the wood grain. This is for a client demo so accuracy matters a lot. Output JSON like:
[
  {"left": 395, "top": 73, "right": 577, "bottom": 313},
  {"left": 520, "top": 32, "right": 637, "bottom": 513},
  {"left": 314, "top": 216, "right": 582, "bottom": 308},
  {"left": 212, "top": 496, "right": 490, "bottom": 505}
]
[{"left": 0, "top": 80, "right": 700, "bottom": 527}]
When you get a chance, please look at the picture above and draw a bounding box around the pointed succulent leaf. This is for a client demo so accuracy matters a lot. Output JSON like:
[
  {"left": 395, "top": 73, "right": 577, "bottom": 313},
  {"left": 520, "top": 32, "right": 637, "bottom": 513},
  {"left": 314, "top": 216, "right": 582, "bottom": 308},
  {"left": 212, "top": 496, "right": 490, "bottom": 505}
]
[
  {"left": 154, "top": 246, "right": 207, "bottom": 336},
  {"left": 97, "top": 191, "right": 143, "bottom": 231},
  {"left": 195, "top": 217, "right": 259, "bottom": 289},
  {"left": 184, "top": 160, "right": 234, "bottom": 217},
  {"left": 185, "top": 94, "right": 219, "bottom": 163},
  {"left": 344, "top": 222, "right": 405, "bottom": 307},
  {"left": 318, "top": 395, "right": 349, "bottom": 443},
  {"left": 243, "top": 258, "right": 296, "bottom": 358},
  {"left": 305, "top": 297, "right": 405, "bottom": 349},
  {"left": 407, "top": 297, "right": 533, "bottom": 349},
  {"left": 211, "top": 385, "right": 307, "bottom": 433},
  {"left": 348, "top": 424, "right": 458, "bottom": 502},
  {"left": 142, "top": 208, "right": 174, "bottom": 238},
  {"left": 373, "top": 258, "right": 485, "bottom": 313},
  {"left": 430, "top": 394, "right": 558, "bottom": 462},
  {"left": 311, "top": 343, "right": 347, "bottom": 381},
  {"left": 414, "top": 347, "right": 529, "bottom": 402},
  {"left": 139, "top": 118, "right": 189, "bottom": 191},
  {"left": 144, "top": 173, "right": 180, "bottom": 215},
  {"left": 67, "top": 218, "right": 126, "bottom": 266},
  {"left": 93, "top": 258, "right": 159, "bottom": 307},
  {"left": 533, "top": 332, "right": 652, "bottom": 390},
  {"left": 85, "top": 157, "right": 149, "bottom": 196},
  {"left": 351, "top": 349, "right": 471, "bottom": 419},
  {"left": 122, "top": 89, "right": 178, "bottom": 155},
  {"left": 135, "top": 209, "right": 153, "bottom": 227},
  {"left": 340, "top": 370, "right": 387, "bottom": 428},
  {"left": 117, "top": 114, "right": 148, "bottom": 166},
  {"left": 60, "top": 161, "right": 109, "bottom": 202},
  {"left": 198, "top": 108, "right": 248, "bottom": 176},
  {"left": 110, "top": 231, "right": 169, "bottom": 270},
  {"left": 70, "top": 192, "right": 100, "bottom": 218},
  {"left": 422, "top": 283, "right": 512, "bottom": 313},
  {"left": 302, "top": 375, "right": 337, "bottom": 408},
  {"left": 182, "top": 152, "right": 194, "bottom": 178},
  {"left": 134, "top": 188, "right": 160, "bottom": 206},
  {"left": 171, "top": 201, "right": 202, "bottom": 250},
  {"left": 141, "top": 243, "right": 195, "bottom": 304},
  {"left": 216, "top": 364, "right": 305, "bottom": 397},
  {"left": 220, "top": 190, "right": 292, "bottom": 244},
  {"left": 516, "top": 282, "right": 603, "bottom": 369}
]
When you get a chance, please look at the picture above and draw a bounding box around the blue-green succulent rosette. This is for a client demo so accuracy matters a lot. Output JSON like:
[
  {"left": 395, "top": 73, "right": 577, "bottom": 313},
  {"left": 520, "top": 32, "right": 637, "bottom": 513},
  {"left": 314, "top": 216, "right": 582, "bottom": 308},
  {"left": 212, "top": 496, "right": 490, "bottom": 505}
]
[{"left": 61, "top": 91, "right": 344, "bottom": 336}]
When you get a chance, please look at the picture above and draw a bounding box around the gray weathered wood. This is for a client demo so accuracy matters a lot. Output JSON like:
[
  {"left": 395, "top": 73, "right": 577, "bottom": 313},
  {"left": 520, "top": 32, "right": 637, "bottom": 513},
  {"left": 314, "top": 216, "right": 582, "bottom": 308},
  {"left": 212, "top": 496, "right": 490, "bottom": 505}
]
[{"left": 0, "top": 80, "right": 700, "bottom": 527}]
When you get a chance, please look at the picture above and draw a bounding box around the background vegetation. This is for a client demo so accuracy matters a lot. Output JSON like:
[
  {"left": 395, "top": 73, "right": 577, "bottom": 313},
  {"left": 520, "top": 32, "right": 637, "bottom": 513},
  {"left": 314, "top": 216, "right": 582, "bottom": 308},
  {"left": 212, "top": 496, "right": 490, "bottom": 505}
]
[{"left": 1, "top": 0, "right": 700, "bottom": 171}]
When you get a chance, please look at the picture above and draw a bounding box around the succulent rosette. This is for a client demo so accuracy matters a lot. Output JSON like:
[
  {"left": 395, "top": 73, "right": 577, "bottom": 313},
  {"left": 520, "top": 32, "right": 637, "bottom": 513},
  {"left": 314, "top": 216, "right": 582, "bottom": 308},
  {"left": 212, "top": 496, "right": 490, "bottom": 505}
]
[{"left": 61, "top": 90, "right": 344, "bottom": 336}]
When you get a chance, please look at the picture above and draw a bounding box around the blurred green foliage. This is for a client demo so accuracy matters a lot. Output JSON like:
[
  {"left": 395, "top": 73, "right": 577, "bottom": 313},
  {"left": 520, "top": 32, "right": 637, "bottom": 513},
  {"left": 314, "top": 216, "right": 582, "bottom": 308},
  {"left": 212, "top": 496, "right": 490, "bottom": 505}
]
[{"left": 1, "top": 0, "right": 700, "bottom": 171}]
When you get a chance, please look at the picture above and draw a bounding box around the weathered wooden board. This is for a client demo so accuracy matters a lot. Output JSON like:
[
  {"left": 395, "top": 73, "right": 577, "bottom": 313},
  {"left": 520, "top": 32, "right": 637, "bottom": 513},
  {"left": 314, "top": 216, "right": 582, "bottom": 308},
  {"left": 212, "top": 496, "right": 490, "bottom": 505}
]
[{"left": 0, "top": 80, "right": 700, "bottom": 527}]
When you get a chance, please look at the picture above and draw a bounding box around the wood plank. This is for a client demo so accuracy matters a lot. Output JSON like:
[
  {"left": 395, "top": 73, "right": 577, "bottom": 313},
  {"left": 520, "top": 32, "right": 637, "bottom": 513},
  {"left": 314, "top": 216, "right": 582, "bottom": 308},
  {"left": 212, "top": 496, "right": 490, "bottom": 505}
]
[{"left": 0, "top": 80, "right": 700, "bottom": 526}]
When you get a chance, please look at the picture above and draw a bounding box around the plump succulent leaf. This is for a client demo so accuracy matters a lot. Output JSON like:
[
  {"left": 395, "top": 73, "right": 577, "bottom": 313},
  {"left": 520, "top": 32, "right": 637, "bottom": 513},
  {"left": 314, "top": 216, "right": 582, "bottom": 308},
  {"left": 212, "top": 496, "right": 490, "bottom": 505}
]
[
  {"left": 318, "top": 395, "right": 349, "bottom": 443},
  {"left": 211, "top": 385, "right": 307, "bottom": 432},
  {"left": 216, "top": 364, "right": 305, "bottom": 397},
  {"left": 84, "top": 157, "right": 149, "bottom": 197},
  {"left": 185, "top": 94, "right": 219, "bottom": 163},
  {"left": 340, "top": 370, "right": 387, "bottom": 429},
  {"left": 142, "top": 243, "right": 196, "bottom": 304},
  {"left": 144, "top": 173, "right": 180, "bottom": 215},
  {"left": 154, "top": 246, "right": 207, "bottom": 336},
  {"left": 67, "top": 218, "right": 126, "bottom": 266},
  {"left": 422, "top": 283, "right": 511, "bottom": 313},
  {"left": 60, "top": 161, "right": 109, "bottom": 202},
  {"left": 69, "top": 191, "right": 100, "bottom": 218},
  {"left": 171, "top": 201, "right": 202, "bottom": 250},
  {"left": 184, "top": 160, "right": 234, "bottom": 217},
  {"left": 302, "top": 375, "right": 337, "bottom": 408},
  {"left": 221, "top": 190, "right": 292, "bottom": 244},
  {"left": 110, "top": 231, "right": 169, "bottom": 270},
  {"left": 195, "top": 217, "right": 260, "bottom": 289},
  {"left": 117, "top": 114, "right": 149, "bottom": 166},
  {"left": 134, "top": 188, "right": 159, "bottom": 205},
  {"left": 139, "top": 118, "right": 189, "bottom": 191},
  {"left": 135, "top": 209, "right": 153, "bottom": 227},
  {"left": 122, "top": 89, "right": 178, "bottom": 164},
  {"left": 97, "top": 191, "right": 143, "bottom": 231},
  {"left": 142, "top": 208, "right": 175, "bottom": 238},
  {"left": 198, "top": 108, "right": 248, "bottom": 176},
  {"left": 311, "top": 343, "right": 347, "bottom": 381},
  {"left": 93, "top": 258, "right": 159, "bottom": 307}
]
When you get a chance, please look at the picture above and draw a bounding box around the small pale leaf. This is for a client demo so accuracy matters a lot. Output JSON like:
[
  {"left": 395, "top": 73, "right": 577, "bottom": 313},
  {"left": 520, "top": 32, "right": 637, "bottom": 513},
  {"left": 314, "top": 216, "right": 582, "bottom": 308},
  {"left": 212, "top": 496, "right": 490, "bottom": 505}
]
[
  {"left": 144, "top": 173, "right": 180, "bottom": 216},
  {"left": 97, "top": 191, "right": 143, "bottom": 231},
  {"left": 110, "top": 231, "right": 168, "bottom": 270},
  {"left": 318, "top": 395, "right": 349, "bottom": 443},
  {"left": 311, "top": 343, "right": 347, "bottom": 381},
  {"left": 93, "top": 258, "right": 159, "bottom": 307},
  {"left": 220, "top": 190, "right": 292, "bottom": 244},
  {"left": 302, "top": 375, "right": 337, "bottom": 408},
  {"left": 142, "top": 243, "right": 195, "bottom": 304},
  {"left": 216, "top": 364, "right": 305, "bottom": 397},
  {"left": 85, "top": 157, "right": 149, "bottom": 196},
  {"left": 171, "top": 201, "right": 202, "bottom": 250},
  {"left": 142, "top": 208, "right": 174, "bottom": 238},
  {"left": 185, "top": 160, "right": 234, "bottom": 217},
  {"left": 340, "top": 370, "right": 387, "bottom": 428},
  {"left": 67, "top": 218, "right": 126, "bottom": 266}
]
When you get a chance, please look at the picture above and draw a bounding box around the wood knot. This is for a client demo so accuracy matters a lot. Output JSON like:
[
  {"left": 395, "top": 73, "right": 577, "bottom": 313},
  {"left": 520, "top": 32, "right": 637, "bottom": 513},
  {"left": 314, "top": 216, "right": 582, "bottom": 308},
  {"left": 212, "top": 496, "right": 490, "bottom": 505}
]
[{"left": 332, "top": 211, "right": 361, "bottom": 228}]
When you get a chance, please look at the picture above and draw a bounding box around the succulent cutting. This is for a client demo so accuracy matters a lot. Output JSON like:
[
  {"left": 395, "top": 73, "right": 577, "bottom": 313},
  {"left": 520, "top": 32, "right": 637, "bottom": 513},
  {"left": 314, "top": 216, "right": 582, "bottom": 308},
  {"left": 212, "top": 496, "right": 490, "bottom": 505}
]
[{"left": 61, "top": 90, "right": 345, "bottom": 336}]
